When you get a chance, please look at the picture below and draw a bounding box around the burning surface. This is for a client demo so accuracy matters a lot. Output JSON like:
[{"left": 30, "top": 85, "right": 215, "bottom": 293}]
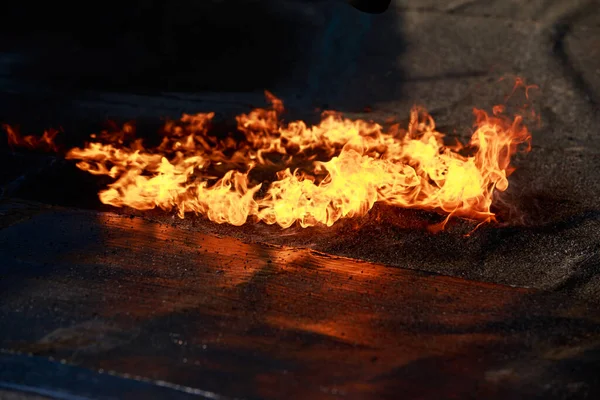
[
  {"left": 2, "top": 124, "right": 60, "bottom": 153},
  {"left": 4, "top": 86, "right": 533, "bottom": 230}
]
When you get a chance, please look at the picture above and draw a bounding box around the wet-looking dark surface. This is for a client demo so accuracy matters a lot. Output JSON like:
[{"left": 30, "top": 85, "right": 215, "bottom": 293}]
[{"left": 1, "top": 1, "right": 600, "bottom": 399}]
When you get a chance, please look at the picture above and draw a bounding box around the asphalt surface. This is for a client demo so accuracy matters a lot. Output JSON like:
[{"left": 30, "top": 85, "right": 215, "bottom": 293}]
[{"left": 1, "top": 1, "right": 599, "bottom": 398}]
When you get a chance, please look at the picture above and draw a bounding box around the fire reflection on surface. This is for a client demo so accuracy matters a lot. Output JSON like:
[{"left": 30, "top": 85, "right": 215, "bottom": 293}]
[{"left": 86, "top": 212, "right": 525, "bottom": 354}]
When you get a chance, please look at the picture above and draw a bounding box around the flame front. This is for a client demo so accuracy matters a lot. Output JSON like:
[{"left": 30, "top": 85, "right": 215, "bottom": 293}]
[{"left": 11, "top": 90, "right": 532, "bottom": 229}]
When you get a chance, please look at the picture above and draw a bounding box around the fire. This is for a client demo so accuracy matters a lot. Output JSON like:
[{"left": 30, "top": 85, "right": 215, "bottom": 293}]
[
  {"left": 3, "top": 89, "right": 533, "bottom": 230},
  {"left": 3, "top": 124, "right": 60, "bottom": 152}
]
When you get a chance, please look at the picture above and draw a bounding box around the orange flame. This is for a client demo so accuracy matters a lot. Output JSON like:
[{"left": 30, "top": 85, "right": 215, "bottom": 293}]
[
  {"left": 3, "top": 124, "right": 60, "bottom": 152},
  {"left": 58, "top": 89, "right": 531, "bottom": 230}
]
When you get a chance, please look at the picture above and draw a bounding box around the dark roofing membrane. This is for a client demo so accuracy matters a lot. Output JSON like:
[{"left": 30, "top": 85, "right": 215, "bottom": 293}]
[{"left": 0, "top": 0, "right": 599, "bottom": 398}]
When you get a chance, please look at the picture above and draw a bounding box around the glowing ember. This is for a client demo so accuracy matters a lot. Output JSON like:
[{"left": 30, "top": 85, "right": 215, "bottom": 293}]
[{"left": 3, "top": 88, "right": 533, "bottom": 230}]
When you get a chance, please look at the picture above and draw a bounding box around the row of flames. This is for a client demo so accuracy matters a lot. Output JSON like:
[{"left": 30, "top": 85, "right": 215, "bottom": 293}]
[{"left": 4, "top": 88, "right": 533, "bottom": 230}]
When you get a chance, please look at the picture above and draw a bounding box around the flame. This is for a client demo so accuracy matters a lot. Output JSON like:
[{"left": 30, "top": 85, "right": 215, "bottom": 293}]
[
  {"left": 3, "top": 124, "right": 60, "bottom": 152},
  {"left": 4, "top": 87, "right": 533, "bottom": 230}
]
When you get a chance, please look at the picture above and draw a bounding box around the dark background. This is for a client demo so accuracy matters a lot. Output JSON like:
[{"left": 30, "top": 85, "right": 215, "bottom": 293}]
[{"left": 0, "top": 0, "right": 404, "bottom": 108}]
